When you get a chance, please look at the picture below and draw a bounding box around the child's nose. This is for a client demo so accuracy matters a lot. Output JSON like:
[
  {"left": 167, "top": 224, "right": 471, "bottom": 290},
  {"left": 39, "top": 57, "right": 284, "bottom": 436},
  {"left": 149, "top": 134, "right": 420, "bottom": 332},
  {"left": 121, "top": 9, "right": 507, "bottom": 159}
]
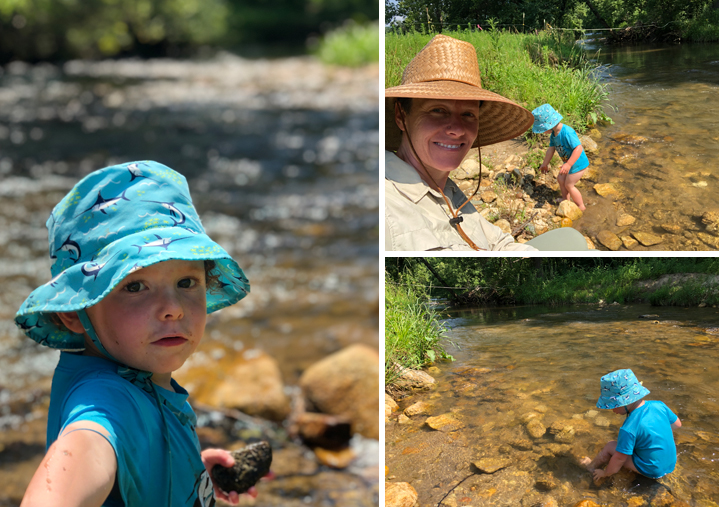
[{"left": 158, "top": 290, "right": 184, "bottom": 320}]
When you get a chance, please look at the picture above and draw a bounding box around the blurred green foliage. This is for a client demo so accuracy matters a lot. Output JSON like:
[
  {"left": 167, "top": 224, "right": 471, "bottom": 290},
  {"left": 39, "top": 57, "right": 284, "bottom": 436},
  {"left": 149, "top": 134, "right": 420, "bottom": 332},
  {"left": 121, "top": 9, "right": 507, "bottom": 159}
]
[
  {"left": 315, "top": 21, "right": 379, "bottom": 66},
  {"left": 0, "top": 0, "right": 379, "bottom": 62}
]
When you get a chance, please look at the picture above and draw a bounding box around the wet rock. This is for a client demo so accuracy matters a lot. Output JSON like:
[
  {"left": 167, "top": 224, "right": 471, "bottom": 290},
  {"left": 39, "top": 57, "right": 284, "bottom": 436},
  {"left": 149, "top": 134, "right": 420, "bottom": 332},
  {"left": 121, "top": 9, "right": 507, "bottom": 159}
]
[
  {"left": 617, "top": 214, "right": 636, "bottom": 227},
  {"left": 580, "top": 135, "right": 598, "bottom": 154},
  {"left": 385, "top": 482, "right": 418, "bottom": 507},
  {"left": 510, "top": 438, "right": 534, "bottom": 451},
  {"left": 621, "top": 235, "right": 639, "bottom": 249},
  {"left": 427, "top": 366, "right": 441, "bottom": 374},
  {"left": 397, "top": 414, "right": 410, "bottom": 425},
  {"left": 395, "top": 366, "right": 436, "bottom": 388},
  {"left": 211, "top": 442, "right": 273, "bottom": 494},
  {"left": 573, "top": 501, "right": 600, "bottom": 507},
  {"left": 627, "top": 497, "right": 646, "bottom": 507},
  {"left": 650, "top": 488, "right": 675, "bottom": 506},
  {"left": 543, "top": 443, "right": 571, "bottom": 456},
  {"left": 526, "top": 419, "right": 546, "bottom": 439},
  {"left": 584, "top": 235, "right": 596, "bottom": 250},
  {"left": 425, "top": 413, "right": 465, "bottom": 432},
  {"left": 300, "top": 344, "right": 379, "bottom": 439},
  {"left": 632, "top": 231, "right": 663, "bottom": 246},
  {"left": 661, "top": 223, "right": 682, "bottom": 235},
  {"left": 520, "top": 412, "right": 542, "bottom": 424},
  {"left": 594, "top": 182, "right": 621, "bottom": 197},
  {"left": 594, "top": 417, "right": 610, "bottom": 427},
  {"left": 613, "top": 133, "right": 648, "bottom": 145},
  {"left": 196, "top": 350, "right": 290, "bottom": 422},
  {"left": 534, "top": 404, "right": 549, "bottom": 413},
  {"left": 701, "top": 211, "right": 719, "bottom": 232},
  {"left": 553, "top": 427, "right": 575, "bottom": 443},
  {"left": 535, "top": 473, "right": 558, "bottom": 491},
  {"left": 403, "top": 401, "right": 430, "bottom": 417},
  {"left": 584, "top": 410, "right": 598, "bottom": 418},
  {"left": 597, "top": 230, "right": 622, "bottom": 251},
  {"left": 292, "top": 412, "right": 352, "bottom": 448},
  {"left": 698, "top": 232, "right": 719, "bottom": 248},
  {"left": 313, "top": 446, "right": 355, "bottom": 469},
  {"left": 481, "top": 190, "right": 498, "bottom": 203},
  {"left": 385, "top": 394, "right": 398, "bottom": 419},
  {"left": 472, "top": 457, "right": 512, "bottom": 473},
  {"left": 556, "top": 200, "right": 583, "bottom": 220},
  {"left": 560, "top": 217, "right": 572, "bottom": 228}
]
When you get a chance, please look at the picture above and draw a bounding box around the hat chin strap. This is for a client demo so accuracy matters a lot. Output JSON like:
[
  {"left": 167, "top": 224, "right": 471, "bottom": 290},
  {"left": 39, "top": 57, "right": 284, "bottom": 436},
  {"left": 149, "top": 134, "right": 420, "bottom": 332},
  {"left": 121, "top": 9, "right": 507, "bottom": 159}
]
[{"left": 76, "top": 309, "right": 122, "bottom": 365}]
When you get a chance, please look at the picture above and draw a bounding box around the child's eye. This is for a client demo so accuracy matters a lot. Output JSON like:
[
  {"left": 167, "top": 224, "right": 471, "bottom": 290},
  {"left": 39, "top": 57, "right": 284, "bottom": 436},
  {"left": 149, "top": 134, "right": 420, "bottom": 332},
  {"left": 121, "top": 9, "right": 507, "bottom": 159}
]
[
  {"left": 124, "top": 281, "right": 146, "bottom": 293},
  {"left": 178, "top": 278, "right": 197, "bottom": 289}
]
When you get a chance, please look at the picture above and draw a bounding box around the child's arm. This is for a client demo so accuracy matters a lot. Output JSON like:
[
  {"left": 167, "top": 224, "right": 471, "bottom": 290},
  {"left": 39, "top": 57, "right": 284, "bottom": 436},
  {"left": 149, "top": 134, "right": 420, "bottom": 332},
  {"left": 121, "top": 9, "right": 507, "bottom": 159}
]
[
  {"left": 21, "top": 422, "right": 117, "bottom": 507},
  {"left": 671, "top": 417, "right": 682, "bottom": 429},
  {"left": 592, "top": 450, "right": 629, "bottom": 481},
  {"left": 539, "top": 147, "right": 555, "bottom": 173},
  {"left": 560, "top": 145, "right": 584, "bottom": 175}
]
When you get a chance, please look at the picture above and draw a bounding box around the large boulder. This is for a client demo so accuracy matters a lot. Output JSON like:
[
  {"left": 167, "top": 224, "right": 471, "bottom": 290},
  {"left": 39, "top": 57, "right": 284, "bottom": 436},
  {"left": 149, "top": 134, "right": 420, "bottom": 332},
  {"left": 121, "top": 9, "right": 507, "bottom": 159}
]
[
  {"left": 556, "top": 200, "right": 583, "bottom": 221},
  {"left": 184, "top": 349, "right": 290, "bottom": 422},
  {"left": 299, "top": 344, "right": 379, "bottom": 439}
]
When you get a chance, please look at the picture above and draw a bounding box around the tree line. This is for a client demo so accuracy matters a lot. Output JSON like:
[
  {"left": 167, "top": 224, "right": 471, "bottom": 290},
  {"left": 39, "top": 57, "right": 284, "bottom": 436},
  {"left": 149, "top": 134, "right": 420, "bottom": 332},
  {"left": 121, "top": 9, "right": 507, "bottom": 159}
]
[
  {"left": 0, "top": 0, "right": 378, "bottom": 63},
  {"left": 386, "top": 0, "right": 718, "bottom": 38}
]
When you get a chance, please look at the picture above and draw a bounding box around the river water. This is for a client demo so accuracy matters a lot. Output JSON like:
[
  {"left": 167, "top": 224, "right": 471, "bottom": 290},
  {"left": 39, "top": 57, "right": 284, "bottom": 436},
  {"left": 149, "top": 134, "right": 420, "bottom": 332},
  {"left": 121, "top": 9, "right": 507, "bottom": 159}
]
[
  {"left": 386, "top": 303, "right": 719, "bottom": 506},
  {"left": 0, "top": 55, "right": 379, "bottom": 505},
  {"left": 574, "top": 39, "right": 719, "bottom": 250}
]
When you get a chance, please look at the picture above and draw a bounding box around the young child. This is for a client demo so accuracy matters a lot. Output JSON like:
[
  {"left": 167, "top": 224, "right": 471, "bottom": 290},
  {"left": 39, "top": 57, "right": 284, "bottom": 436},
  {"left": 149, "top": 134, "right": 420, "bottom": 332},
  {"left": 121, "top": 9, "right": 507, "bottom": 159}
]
[
  {"left": 531, "top": 104, "right": 589, "bottom": 211},
  {"left": 580, "top": 369, "right": 682, "bottom": 481},
  {"left": 16, "top": 161, "right": 254, "bottom": 507}
]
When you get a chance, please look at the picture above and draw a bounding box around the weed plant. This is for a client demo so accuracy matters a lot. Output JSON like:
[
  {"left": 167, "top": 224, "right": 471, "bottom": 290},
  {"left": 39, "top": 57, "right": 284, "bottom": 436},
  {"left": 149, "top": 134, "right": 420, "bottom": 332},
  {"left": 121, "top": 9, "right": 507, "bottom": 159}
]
[
  {"left": 316, "top": 21, "right": 379, "bottom": 67},
  {"left": 385, "top": 28, "right": 612, "bottom": 133},
  {"left": 385, "top": 280, "right": 453, "bottom": 388}
]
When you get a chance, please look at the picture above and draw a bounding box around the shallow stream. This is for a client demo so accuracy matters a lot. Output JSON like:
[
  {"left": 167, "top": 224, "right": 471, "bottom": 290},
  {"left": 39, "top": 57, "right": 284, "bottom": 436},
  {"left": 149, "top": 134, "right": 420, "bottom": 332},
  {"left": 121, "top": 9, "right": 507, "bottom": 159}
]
[
  {"left": 574, "top": 40, "right": 719, "bottom": 250},
  {"left": 386, "top": 303, "right": 719, "bottom": 506}
]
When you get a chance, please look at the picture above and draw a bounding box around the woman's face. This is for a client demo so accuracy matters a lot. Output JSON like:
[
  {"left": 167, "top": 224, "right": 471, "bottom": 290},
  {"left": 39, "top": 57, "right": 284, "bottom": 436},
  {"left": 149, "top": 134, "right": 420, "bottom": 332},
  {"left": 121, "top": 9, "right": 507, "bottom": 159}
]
[{"left": 395, "top": 98, "right": 480, "bottom": 174}]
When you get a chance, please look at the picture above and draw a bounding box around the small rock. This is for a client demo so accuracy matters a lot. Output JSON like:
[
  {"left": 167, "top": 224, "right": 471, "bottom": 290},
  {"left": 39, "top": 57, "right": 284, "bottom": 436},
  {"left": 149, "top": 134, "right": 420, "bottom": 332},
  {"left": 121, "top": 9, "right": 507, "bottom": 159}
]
[
  {"left": 534, "top": 404, "right": 549, "bottom": 413},
  {"left": 472, "top": 457, "right": 511, "bottom": 473},
  {"left": 650, "top": 488, "right": 675, "bottom": 507},
  {"left": 211, "top": 442, "right": 273, "bottom": 494},
  {"left": 535, "top": 473, "right": 558, "bottom": 491},
  {"left": 661, "top": 223, "right": 681, "bottom": 235},
  {"left": 544, "top": 443, "right": 571, "bottom": 456},
  {"left": 561, "top": 217, "right": 573, "bottom": 228},
  {"left": 494, "top": 219, "right": 512, "bottom": 234},
  {"left": 616, "top": 214, "right": 636, "bottom": 227},
  {"left": 554, "top": 427, "right": 575, "bottom": 443},
  {"left": 621, "top": 235, "right": 638, "bottom": 249},
  {"left": 425, "top": 413, "right": 465, "bottom": 432},
  {"left": 698, "top": 232, "right": 719, "bottom": 248},
  {"left": 613, "top": 133, "right": 648, "bottom": 145},
  {"left": 627, "top": 497, "right": 647, "bottom": 507},
  {"left": 584, "top": 410, "right": 598, "bottom": 418},
  {"left": 597, "top": 230, "right": 622, "bottom": 251},
  {"left": 313, "top": 446, "right": 356, "bottom": 469},
  {"left": 385, "top": 482, "right": 418, "bottom": 507},
  {"left": 397, "top": 414, "right": 411, "bottom": 424},
  {"left": 520, "top": 412, "right": 541, "bottom": 424},
  {"left": 632, "top": 231, "right": 663, "bottom": 246},
  {"left": 481, "top": 190, "right": 498, "bottom": 203},
  {"left": 556, "top": 200, "right": 583, "bottom": 220},
  {"left": 510, "top": 439, "right": 534, "bottom": 451},
  {"left": 584, "top": 235, "right": 596, "bottom": 250},
  {"left": 594, "top": 416, "right": 610, "bottom": 427},
  {"left": 293, "top": 412, "right": 352, "bottom": 448},
  {"left": 403, "top": 401, "right": 430, "bottom": 417},
  {"left": 427, "top": 366, "right": 441, "bottom": 374},
  {"left": 526, "top": 419, "right": 546, "bottom": 439},
  {"left": 385, "top": 394, "right": 398, "bottom": 418},
  {"left": 594, "top": 182, "right": 621, "bottom": 197},
  {"left": 580, "top": 135, "right": 598, "bottom": 154}
]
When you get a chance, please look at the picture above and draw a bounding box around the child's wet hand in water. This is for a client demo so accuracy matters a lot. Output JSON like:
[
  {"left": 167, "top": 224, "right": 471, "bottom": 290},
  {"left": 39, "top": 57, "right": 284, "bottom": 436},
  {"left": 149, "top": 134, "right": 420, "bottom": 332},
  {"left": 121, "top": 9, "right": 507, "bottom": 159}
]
[{"left": 592, "top": 468, "right": 607, "bottom": 481}]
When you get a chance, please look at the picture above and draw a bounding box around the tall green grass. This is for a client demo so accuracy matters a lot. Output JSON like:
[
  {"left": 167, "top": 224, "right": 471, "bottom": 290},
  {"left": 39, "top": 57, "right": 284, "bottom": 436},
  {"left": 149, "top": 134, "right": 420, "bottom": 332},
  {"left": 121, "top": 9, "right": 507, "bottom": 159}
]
[
  {"left": 385, "top": 281, "right": 453, "bottom": 388},
  {"left": 316, "top": 21, "right": 379, "bottom": 67},
  {"left": 385, "top": 28, "right": 613, "bottom": 133}
]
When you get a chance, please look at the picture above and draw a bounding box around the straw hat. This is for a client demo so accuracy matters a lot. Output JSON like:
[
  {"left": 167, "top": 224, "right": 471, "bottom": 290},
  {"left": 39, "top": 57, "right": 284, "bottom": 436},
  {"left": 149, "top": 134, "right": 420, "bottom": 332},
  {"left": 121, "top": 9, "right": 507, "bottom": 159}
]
[{"left": 385, "top": 34, "right": 534, "bottom": 150}]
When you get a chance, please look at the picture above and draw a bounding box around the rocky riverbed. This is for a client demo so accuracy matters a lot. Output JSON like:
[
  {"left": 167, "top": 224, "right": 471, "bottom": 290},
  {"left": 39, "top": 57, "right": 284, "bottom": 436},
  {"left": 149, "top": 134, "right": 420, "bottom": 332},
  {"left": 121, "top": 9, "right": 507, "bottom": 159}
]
[{"left": 455, "top": 130, "right": 719, "bottom": 251}]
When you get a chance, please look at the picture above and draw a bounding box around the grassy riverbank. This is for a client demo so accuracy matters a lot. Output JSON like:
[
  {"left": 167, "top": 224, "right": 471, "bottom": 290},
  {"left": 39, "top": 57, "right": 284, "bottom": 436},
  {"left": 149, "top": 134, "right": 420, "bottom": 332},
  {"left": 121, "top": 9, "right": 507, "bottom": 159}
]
[
  {"left": 385, "top": 28, "right": 613, "bottom": 133},
  {"left": 386, "top": 257, "right": 719, "bottom": 307},
  {"left": 385, "top": 282, "right": 453, "bottom": 387}
]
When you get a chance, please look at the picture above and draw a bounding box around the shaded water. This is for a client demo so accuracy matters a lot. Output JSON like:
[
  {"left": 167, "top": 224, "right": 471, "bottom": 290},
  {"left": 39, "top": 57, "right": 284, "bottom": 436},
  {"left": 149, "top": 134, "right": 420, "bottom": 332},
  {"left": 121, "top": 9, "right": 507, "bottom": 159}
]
[
  {"left": 0, "top": 55, "right": 379, "bottom": 505},
  {"left": 386, "top": 303, "right": 719, "bottom": 506},
  {"left": 575, "top": 40, "right": 719, "bottom": 250}
]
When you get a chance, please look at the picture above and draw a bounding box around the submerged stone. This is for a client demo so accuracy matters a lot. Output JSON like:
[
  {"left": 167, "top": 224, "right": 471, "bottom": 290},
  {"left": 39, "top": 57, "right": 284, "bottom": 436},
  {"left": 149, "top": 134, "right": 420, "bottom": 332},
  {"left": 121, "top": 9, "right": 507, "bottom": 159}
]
[
  {"left": 425, "top": 413, "right": 465, "bottom": 432},
  {"left": 472, "top": 457, "right": 512, "bottom": 474},
  {"left": 526, "top": 419, "right": 546, "bottom": 439}
]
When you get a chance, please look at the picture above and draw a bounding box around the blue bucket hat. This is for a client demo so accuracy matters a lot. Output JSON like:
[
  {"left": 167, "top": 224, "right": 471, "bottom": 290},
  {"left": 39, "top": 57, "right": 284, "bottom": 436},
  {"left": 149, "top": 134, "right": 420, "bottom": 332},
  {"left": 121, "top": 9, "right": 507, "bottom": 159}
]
[
  {"left": 15, "top": 160, "right": 250, "bottom": 352},
  {"left": 596, "top": 369, "right": 650, "bottom": 409},
  {"left": 531, "top": 104, "right": 563, "bottom": 133}
]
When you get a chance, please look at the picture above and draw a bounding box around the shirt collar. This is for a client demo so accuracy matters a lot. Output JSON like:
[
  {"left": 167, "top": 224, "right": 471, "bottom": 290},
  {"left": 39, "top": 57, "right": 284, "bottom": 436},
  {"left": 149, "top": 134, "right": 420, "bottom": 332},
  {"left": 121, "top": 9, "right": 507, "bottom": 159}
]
[{"left": 385, "top": 151, "right": 449, "bottom": 204}]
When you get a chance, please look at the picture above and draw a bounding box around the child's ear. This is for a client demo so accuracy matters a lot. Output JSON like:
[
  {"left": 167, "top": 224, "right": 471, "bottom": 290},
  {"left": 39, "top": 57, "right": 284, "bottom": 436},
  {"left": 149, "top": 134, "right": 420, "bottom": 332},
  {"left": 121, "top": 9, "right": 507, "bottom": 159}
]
[{"left": 56, "top": 312, "right": 86, "bottom": 334}]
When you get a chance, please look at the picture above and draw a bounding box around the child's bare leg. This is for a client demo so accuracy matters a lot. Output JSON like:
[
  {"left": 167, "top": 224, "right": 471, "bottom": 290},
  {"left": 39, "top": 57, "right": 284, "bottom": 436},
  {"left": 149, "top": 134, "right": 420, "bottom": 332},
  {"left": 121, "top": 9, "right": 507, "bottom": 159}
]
[
  {"left": 557, "top": 173, "right": 569, "bottom": 202},
  {"left": 564, "top": 171, "right": 586, "bottom": 211},
  {"left": 580, "top": 440, "right": 617, "bottom": 471}
]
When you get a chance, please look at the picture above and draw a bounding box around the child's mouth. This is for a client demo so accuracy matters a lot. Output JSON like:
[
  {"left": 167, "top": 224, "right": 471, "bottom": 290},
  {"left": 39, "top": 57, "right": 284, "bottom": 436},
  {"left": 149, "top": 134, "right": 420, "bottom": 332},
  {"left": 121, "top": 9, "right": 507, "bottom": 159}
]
[{"left": 153, "top": 336, "right": 187, "bottom": 347}]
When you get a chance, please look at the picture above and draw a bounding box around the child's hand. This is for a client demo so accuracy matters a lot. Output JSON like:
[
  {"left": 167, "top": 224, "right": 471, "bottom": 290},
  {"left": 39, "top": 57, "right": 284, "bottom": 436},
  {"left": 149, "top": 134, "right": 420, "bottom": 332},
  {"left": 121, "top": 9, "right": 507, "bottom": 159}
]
[
  {"left": 560, "top": 163, "right": 571, "bottom": 175},
  {"left": 201, "top": 448, "right": 258, "bottom": 504},
  {"left": 592, "top": 468, "right": 606, "bottom": 481},
  {"left": 539, "top": 163, "right": 549, "bottom": 174}
]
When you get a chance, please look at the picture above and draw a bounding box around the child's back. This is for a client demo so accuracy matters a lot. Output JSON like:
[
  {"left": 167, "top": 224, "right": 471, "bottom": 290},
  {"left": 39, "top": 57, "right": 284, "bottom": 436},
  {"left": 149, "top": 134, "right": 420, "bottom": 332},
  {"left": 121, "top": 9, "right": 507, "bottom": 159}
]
[{"left": 617, "top": 400, "right": 677, "bottom": 478}]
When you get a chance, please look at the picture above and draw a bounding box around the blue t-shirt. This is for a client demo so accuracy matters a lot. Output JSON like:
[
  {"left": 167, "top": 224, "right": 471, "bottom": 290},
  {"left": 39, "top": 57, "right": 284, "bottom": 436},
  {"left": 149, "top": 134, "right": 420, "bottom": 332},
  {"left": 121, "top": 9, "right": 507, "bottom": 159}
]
[
  {"left": 616, "top": 400, "right": 678, "bottom": 479},
  {"left": 549, "top": 124, "right": 589, "bottom": 174},
  {"left": 47, "top": 353, "right": 215, "bottom": 507}
]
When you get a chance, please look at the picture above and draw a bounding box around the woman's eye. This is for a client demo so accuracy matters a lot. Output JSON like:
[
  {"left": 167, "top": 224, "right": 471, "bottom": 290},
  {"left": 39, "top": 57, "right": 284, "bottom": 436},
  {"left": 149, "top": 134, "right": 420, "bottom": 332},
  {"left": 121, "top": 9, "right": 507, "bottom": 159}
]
[
  {"left": 125, "top": 281, "right": 145, "bottom": 293},
  {"left": 178, "top": 278, "right": 197, "bottom": 289}
]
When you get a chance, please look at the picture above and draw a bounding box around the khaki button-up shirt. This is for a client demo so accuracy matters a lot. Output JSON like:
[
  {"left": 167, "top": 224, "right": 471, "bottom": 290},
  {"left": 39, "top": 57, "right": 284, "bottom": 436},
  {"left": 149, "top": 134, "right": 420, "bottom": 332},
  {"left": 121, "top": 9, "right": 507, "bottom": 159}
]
[{"left": 385, "top": 151, "right": 537, "bottom": 252}]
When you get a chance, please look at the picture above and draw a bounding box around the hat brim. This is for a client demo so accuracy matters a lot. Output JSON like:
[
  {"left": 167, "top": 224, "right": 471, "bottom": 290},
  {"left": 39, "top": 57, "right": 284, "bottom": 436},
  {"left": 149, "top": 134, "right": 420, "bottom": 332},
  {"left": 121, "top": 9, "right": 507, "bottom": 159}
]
[
  {"left": 15, "top": 227, "right": 249, "bottom": 351},
  {"left": 385, "top": 81, "right": 534, "bottom": 150},
  {"left": 596, "top": 385, "right": 651, "bottom": 409}
]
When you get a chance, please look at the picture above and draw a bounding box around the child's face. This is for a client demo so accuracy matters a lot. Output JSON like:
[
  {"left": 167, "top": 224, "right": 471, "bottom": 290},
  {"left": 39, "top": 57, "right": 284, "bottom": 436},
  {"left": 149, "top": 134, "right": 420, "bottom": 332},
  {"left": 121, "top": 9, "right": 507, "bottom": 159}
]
[{"left": 85, "top": 259, "right": 207, "bottom": 376}]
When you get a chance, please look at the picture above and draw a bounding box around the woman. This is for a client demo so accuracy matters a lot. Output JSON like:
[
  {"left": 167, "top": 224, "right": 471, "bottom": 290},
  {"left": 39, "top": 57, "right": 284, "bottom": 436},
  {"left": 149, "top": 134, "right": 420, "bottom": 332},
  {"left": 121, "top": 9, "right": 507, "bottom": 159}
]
[{"left": 385, "top": 34, "right": 589, "bottom": 251}]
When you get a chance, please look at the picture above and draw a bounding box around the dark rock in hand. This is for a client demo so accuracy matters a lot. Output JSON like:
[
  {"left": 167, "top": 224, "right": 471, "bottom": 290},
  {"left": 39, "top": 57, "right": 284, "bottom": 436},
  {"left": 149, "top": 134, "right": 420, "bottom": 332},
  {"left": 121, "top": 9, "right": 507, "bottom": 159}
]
[{"left": 211, "top": 442, "right": 273, "bottom": 494}]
